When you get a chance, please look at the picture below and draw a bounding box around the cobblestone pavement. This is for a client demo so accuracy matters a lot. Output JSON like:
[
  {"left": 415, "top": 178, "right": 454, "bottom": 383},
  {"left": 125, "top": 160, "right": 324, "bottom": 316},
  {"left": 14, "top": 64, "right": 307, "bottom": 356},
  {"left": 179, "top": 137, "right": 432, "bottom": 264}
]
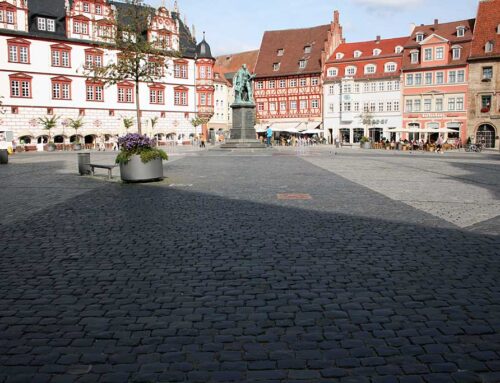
[{"left": 0, "top": 148, "right": 499, "bottom": 383}]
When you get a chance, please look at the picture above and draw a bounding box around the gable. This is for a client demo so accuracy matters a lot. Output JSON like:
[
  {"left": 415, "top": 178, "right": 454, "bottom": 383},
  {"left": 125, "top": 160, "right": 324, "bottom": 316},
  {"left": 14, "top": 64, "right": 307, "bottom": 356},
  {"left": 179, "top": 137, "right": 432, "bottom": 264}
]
[{"left": 420, "top": 34, "right": 449, "bottom": 45}]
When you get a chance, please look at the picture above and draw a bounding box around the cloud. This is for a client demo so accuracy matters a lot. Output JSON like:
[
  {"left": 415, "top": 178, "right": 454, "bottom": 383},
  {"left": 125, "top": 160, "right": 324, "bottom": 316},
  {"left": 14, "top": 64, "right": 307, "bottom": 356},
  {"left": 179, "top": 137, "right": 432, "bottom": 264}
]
[{"left": 351, "top": 0, "right": 423, "bottom": 12}]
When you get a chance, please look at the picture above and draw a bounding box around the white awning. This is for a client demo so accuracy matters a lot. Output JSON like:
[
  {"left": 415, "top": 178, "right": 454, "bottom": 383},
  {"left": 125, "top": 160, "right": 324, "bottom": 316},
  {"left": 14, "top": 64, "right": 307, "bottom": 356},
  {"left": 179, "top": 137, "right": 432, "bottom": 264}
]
[{"left": 269, "top": 122, "right": 302, "bottom": 132}]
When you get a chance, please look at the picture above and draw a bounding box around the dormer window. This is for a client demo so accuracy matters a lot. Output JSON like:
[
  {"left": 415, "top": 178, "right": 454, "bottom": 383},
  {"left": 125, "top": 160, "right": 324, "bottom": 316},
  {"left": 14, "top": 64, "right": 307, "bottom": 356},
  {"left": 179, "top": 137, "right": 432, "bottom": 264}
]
[
  {"left": 273, "top": 63, "right": 280, "bottom": 71},
  {"left": 416, "top": 32, "right": 424, "bottom": 42},
  {"left": 364, "top": 64, "right": 376, "bottom": 74},
  {"left": 277, "top": 48, "right": 284, "bottom": 56},
  {"left": 345, "top": 66, "right": 356, "bottom": 76},
  {"left": 336, "top": 52, "right": 344, "bottom": 60},
  {"left": 456, "top": 26, "right": 465, "bottom": 37},
  {"left": 485, "top": 41, "right": 494, "bottom": 53},
  {"left": 299, "top": 60, "right": 307, "bottom": 69},
  {"left": 385, "top": 62, "right": 397, "bottom": 72},
  {"left": 354, "top": 50, "right": 362, "bottom": 58},
  {"left": 373, "top": 49, "right": 381, "bottom": 56},
  {"left": 410, "top": 50, "right": 419, "bottom": 64},
  {"left": 452, "top": 46, "right": 461, "bottom": 60},
  {"left": 327, "top": 67, "right": 338, "bottom": 77},
  {"left": 37, "top": 17, "right": 55, "bottom": 32},
  {"left": 304, "top": 46, "right": 311, "bottom": 54},
  {"left": 395, "top": 46, "right": 403, "bottom": 54}
]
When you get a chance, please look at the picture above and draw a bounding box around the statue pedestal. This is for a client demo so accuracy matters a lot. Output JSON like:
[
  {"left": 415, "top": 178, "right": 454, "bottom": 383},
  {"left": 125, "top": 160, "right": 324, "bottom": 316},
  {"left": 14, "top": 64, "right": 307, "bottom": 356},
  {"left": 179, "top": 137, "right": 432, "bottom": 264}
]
[{"left": 221, "top": 103, "right": 266, "bottom": 149}]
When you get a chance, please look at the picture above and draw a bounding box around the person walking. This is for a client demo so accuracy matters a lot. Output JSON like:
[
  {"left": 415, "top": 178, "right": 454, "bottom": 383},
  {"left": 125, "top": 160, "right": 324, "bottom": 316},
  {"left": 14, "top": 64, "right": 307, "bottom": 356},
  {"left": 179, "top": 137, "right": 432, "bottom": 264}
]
[{"left": 266, "top": 126, "right": 273, "bottom": 147}]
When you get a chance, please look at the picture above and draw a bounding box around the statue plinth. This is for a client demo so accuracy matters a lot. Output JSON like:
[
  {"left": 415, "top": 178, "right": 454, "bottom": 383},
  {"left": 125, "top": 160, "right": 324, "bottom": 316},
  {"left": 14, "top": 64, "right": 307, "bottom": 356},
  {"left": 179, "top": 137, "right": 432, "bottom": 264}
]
[{"left": 221, "top": 103, "right": 266, "bottom": 149}]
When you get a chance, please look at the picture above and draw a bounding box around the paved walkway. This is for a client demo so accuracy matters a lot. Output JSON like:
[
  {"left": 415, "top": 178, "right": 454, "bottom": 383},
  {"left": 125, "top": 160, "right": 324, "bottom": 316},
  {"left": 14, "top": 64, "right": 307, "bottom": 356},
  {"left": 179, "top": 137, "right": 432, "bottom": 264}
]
[{"left": 0, "top": 148, "right": 499, "bottom": 382}]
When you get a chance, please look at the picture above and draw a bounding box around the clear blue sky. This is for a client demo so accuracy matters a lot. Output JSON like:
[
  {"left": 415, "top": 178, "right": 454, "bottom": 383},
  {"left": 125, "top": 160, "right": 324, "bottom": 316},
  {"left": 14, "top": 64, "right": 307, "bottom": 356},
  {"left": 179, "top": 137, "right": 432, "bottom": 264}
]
[{"left": 151, "top": 0, "right": 478, "bottom": 56}]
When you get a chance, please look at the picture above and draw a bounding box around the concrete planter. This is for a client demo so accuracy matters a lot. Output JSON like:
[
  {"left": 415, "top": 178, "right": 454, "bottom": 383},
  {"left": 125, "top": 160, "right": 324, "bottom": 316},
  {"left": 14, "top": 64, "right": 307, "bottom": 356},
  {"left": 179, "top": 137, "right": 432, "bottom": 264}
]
[
  {"left": 73, "top": 143, "right": 82, "bottom": 151},
  {"left": 47, "top": 144, "right": 56, "bottom": 152},
  {"left": 119, "top": 155, "right": 163, "bottom": 182},
  {"left": 361, "top": 142, "right": 372, "bottom": 149}
]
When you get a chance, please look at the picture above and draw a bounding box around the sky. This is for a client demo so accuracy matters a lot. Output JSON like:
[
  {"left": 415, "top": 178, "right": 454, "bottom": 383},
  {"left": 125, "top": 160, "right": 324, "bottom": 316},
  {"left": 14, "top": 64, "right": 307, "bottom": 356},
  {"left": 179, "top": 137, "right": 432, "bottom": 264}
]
[{"left": 151, "top": 0, "right": 478, "bottom": 56}]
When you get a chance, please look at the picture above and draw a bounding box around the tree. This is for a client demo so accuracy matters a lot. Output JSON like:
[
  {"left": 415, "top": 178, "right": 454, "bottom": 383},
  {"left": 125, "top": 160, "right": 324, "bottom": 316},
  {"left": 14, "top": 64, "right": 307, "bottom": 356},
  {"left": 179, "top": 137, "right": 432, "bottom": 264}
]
[
  {"left": 68, "top": 118, "right": 84, "bottom": 143},
  {"left": 38, "top": 115, "right": 60, "bottom": 143},
  {"left": 190, "top": 116, "right": 209, "bottom": 137},
  {"left": 122, "top": 117, "right": 134, "bottom": 131},
  {"left": 85, "top": 0, "right": 180, "bottom": 135}
]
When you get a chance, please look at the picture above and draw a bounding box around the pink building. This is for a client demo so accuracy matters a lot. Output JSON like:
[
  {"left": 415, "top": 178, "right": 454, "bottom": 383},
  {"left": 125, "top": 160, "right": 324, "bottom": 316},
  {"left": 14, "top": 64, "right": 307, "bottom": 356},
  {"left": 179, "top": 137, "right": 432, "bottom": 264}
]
[{"left": 402, "top": 19, "right": 475, "bottom": 143}]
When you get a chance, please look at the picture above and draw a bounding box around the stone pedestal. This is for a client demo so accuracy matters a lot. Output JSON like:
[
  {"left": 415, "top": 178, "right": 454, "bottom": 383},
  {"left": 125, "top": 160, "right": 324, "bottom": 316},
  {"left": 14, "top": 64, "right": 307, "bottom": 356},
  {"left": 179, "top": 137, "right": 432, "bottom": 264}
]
[{"left": 221, "top": 103, "right": 266, "bottom": 149}]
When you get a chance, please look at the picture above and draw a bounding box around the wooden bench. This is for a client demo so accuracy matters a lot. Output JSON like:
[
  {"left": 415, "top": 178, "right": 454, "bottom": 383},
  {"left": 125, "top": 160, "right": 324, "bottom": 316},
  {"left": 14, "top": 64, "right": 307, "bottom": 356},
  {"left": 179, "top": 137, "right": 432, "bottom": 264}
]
[{"left": 88, "top": 163, "right": 117, "bottom": 180}]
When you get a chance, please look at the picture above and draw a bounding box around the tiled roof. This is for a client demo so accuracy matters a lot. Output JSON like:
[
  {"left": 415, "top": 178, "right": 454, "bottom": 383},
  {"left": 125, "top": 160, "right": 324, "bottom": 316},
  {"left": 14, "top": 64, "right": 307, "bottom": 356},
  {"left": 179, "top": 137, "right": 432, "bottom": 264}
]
[
  {"left": 325, "top": 58, "right": 403, "bottom": 81},
  {"left": 254, "top": 24, "right": 330, "bottom": 78},
  {"left": 213, "top": 65, "right": 231, "bottom": 86},
  {"left": 215, "top": 50, "right": 259, "bottom": 74},
  {"left": 402, "top": 19, "right": 475, "bottom": 70},
  {"left": 470, "top": 0, "right": 500, "bottom": 59},
  {"left": 326, "top": 37, "right": 408, "bottom": 63}
]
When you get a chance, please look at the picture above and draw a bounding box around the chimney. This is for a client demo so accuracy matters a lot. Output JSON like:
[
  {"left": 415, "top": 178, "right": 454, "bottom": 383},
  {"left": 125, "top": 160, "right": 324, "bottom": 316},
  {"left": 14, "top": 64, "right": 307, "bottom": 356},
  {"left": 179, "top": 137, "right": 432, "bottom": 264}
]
[
  {"left": 334, "top": 10, "right": 339, "bottom": 24},
  {"left": 434, "top": 19, "right": 439, "bottom": 26},
  {"left": 376, "top": 35, "right": 381, "bottom": 42}
]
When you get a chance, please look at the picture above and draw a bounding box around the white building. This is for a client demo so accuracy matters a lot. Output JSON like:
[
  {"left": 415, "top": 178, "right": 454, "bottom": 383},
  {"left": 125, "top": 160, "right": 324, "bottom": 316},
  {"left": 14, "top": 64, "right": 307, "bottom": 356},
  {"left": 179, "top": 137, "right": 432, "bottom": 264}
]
[
  {"left": 323, "top": 36, "right": 407, "bottom": 144},
  {"left": 0, "top": 0, "right": 215, "bottom": 148}
]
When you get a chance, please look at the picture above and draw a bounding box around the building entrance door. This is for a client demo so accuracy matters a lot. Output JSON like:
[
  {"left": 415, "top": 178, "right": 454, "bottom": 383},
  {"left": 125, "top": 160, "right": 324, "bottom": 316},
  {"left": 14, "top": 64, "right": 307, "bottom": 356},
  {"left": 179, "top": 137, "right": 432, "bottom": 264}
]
[{"left": 476, "top": 124, "right": 496, "bottom": 148}]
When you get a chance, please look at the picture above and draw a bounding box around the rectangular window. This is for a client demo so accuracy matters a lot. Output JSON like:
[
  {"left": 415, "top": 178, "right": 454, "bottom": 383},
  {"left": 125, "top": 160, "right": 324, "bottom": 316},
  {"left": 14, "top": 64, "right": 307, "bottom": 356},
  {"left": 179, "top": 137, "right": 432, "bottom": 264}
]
[
  {"left": 86, "top": 84, "right": 103, "bottom": 101},
  {"left": 370, "top": 102, "right": 375, "bottom": 112},
  {"left": 370, "top": 82, "right": 376, "bottom": 92},
  {"left": 378, "top": 102, "right": 384, "bottom": 112},
  {"left": 414, "top": 99, "right": 421, "bottom": 112},
  {"left": 199, "top": 66, "right": 206, "bottom": 79},
  {"left": 279, "top": 79, "right": 286, "bottom": 88},
  {"left": 290, "top": 100, "right": 297, "bottom": 110},
  {"left": 311, "top": 99, "right": 319, "bottom": 108},
  {"left": 150, "top": 89, "right": 164, "bottom": 104},
  {"left": 482, "top": 67, "right": 493, "bottom": 80},
  {"left": 406, "top": 74, "right": 413, "bottom": 86},
  {"left": 387, "top": 102, "right": 392, "bottom": 112},
  {"left": 411, "top": 52, "right": 419, "bottom": 64},
  {"left": 436, "top": 99, "right": 443, "bottom": 111},
  {"left": 48, "top": 19, "right": 57, "bottom": 32},
  {"left": 457, "top": 70, "right": 465, "bottom": 83},
  {"left": 406, "top": 99, "right": 413, "bottom": 112},
  {"left": 415, "top": 73, "right": 422, "bottom": 85},
  {"left": 299, "top": 78, "right": 306, "bottom": 87},
  {"left": 436, "top": 72, "right": 444, "bottom": 84},
  {"left": 273, "top": 63, "right": 280, "bottom": 71},
  {"left": 280, "top": 101, "right": 286, "bottom": 111},
  {"left": 96, "top": 5, "right": 102, "bottom": 14},
  {"left": 11, "top": 79, "right": 31, "bottom": 98},
  {"left": 299, "top": 60, "right": 306, "bottom": 69},
  {"left": 448, "top": 98, "right": 455, "bottom": 111},
  {"left": 456, "top": 97, "right": 464, "bottom": 110},
  {"left": 394, "top": 101, "right": 399, "bottom": 112},
  {"left": 354, "top": 102, "right": 359, "bottom": 112},
  {"left": 378, "top": 82, "right": 384, "bottom": 92},
  {"left": 424, "top": 99, "right": 431, "bottom": 112},
  {"left": 269, "top": 102, "right": 276, "bottom": 111},
  {"left": 311, "top": 78, "right": 319, "bottom": 86},
  {"left": 6, "top": 11, "right": 14, "bottom": 24},
  {"left": 256, "top": 81, "right": 263, "bottom": 90},
  {"left": 343, "top": 84, "right": 351, "bottom": 93},
  {"left": 481, "top": 95, "right": 492, "bottom": 110},
  {"left": 387, "top": 81, "right": 393, "bottom": 91},
  {"left": 343, "top": 102, "right": 351, "bottom": 112},
  {"left": 289, "top": 79, "right": 297, "bottom": 87},
  {"left": 174, "top": 91, "right": 188, "bottom": 106},
  {"left": 354, "top": 83, "right": 360, "bottom": 93},
  {"left": 329, "top": 103, "right": 334, "bottom": 113},
  {"left": 10, "top": 80, "right": 19, "bottom": 97},
  {"left": 364, "top": 83, "right": 369, "bottom": 92},
  {"left": 52, "top": 82, "right": 71, "bottom": 100},
  {"left": 300, "top": 100, "right": 307, "bottom": 110},
  {"left": 8, "top": 44, "right": 30, "bottom": 64},
  {"left": 269, "top": 80, "right": 275, "bottom": 89},
  {"left": 363, "top": 102, "right": 369, "bottom": 112},
  {"left": 118, "top": 86, "right": 133, "bottom": 103},
  {"left": 38, "top": 17, "right": 46, "bottom": 31},
  {"left": 394, "top": 81, "right": 400, "bottom": 91},
  {"left": 449, "top": 71, "right": 456, "bottom": 83},
  {"left": 329, "top": 85, "right": 335, "bottom": 95},
  {"left": 425, "top": 73, "right": 432, "bottom": 85},
  {"left": 424, "top": 48, "right": 432, "bottom": 61},
  {"left": 436, "top": 47, "right": 444, "bottom": 59}
]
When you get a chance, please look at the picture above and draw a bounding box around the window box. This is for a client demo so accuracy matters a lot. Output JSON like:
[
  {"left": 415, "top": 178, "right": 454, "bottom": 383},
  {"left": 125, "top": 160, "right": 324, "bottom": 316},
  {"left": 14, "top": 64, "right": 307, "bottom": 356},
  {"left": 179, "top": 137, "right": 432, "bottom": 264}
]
[{"left": 481, "top": 107, "right": 490, "bottom": 113}]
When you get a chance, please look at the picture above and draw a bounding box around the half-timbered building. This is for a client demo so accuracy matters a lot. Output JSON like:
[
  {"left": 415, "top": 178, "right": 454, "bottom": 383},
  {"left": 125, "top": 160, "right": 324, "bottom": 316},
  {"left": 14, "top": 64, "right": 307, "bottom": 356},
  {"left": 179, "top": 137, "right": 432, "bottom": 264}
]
[{"left": 253, "top": 11, "right": 344, "bottom": 136}]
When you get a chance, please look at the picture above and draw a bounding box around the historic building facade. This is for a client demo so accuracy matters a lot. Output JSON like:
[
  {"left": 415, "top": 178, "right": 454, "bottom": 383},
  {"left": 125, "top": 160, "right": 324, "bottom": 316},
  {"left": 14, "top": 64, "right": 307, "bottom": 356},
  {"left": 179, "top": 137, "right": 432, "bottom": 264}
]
[
  {"left": 401, "top": 19, "right": 474, "bottom": 143},
  {"left": 467, "top": 0, "right": 500, "bottom": 149},
  {"left": 253, "top": 11, "right": 344, "bottom": 135},
  {"left": 0, "top": 0, "right": 214, "bottom": 146},
  {"left": 323, "top": 36, "right": 406, "bottom": 144}
]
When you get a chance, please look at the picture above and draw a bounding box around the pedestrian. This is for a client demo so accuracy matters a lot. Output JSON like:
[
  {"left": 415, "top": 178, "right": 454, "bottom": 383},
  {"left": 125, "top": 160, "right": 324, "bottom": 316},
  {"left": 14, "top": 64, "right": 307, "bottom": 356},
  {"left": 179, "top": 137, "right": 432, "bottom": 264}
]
[
  {"left": 200, "top": 135, "right": 206, "bottom": 148},
  {"left": 266, "top": 126, "right": 273, "bottom": 147},
  {"left": 436, "top": 135, "right": 444, "bottom": 154}
]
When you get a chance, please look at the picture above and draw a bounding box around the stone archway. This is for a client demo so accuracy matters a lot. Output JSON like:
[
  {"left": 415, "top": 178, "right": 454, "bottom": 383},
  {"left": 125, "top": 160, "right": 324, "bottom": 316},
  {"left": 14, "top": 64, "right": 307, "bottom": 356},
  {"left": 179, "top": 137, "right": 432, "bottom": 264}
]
[{"left": 476, "top": 124, "right": 496, "bottom": 148}]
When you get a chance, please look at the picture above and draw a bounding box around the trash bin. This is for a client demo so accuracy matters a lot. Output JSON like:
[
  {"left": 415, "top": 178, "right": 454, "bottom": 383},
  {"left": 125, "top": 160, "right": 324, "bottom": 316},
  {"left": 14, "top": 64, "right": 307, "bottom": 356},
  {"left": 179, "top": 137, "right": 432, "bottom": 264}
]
[
  {"left": 0, "top": 149, "right": 8, "bottom": 165},
  {"left": 77, "top": 153, "right": 91, "bottom": 175}
]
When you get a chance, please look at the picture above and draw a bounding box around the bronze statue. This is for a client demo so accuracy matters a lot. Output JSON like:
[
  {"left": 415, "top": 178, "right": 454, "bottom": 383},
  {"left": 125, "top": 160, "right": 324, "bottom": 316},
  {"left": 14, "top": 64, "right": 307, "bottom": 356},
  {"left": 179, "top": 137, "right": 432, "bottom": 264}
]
[{"left": 233, "top": 64, "right": 256, "bottom": 104}]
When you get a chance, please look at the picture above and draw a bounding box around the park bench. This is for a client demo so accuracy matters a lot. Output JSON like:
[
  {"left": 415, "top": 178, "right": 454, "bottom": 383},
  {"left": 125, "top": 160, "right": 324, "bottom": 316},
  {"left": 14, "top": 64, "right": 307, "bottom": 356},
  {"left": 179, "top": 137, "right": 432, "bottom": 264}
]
[
  {"left": 340, "top": 143, "right": 353, "bottom": 148},
  {"left": 88, "top": 163, "right": 117, "bottom": 180}
]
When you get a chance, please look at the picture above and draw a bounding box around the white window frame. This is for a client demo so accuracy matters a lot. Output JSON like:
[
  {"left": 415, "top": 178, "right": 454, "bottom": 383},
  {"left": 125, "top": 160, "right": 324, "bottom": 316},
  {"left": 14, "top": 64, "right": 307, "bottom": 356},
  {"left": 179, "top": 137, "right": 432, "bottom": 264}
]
[
  {"left": 457, "top": 26, "right": 465, "bottom": 37},
  {"left": 424, "top": 48, "right": 432, "bottom": 61},
  {"left": 47, "top": 19, "right": 55, "bottom": 32},
  {"left": 37, "top": 17, "right": 46, "bottom": 31},
  {"left": 385, "top": 63, "right": 397, "bottom": 73},
  {"left": 452, "top": 46, "right": 461, "bottom": 60},
  {"left": 346, "top": 66, "right": 356, "bottom": 76},
  {"left": 416, "top": 33, "right": 424, "bottom": 42},
  {"left": 364, "top": 64, "right": 376, "bottom": 74},
  {"left": 485, "top": 41, "right": 494, "bottom": 53},
  {"left": 327, "top": 68, "right": 338, "bottom": 77},
  {"left": 373, "top": 49, "right": 381, "bottom": 56},
  {"left": 354, "top": 50, "right": 362, "bottom": 58},
  {"left": 299, "top": 60, "right": 306, "bottom": 69},
  {"left": 411, "top": 51, "right": 419, "bottom": 64},
  {"left": 435, "top": 47, "right": 444, "bottom": 60}
]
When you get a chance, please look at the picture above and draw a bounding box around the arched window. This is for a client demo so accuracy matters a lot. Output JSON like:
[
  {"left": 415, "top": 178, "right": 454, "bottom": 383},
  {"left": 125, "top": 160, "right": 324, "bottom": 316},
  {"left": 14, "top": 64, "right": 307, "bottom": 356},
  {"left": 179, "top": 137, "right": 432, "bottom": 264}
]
[
  {"left": 385, "top": 62, "right": 397, "bottom": 72},
  {"left": 336, "top": 52, "right": 344, "bottom": 60},
  {"left": 395, "top": 46, "right": 403, "bottom": 54},
  {"left": 373, "top": 49, "right": 381, "bottom": 56},
  {"left": 354, "top": 50, "right": 362, "bottom": 58},
  {"left": 345, "top": 66, "right": 356, "bottom": 76}
]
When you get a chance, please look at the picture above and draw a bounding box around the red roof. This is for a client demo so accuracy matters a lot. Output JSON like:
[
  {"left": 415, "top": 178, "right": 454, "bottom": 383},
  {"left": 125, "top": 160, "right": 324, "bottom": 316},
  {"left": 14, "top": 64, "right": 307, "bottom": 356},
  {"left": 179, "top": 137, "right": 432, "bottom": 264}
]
[
  {"left": 470, "top": 0, "right": 500, "bottom": 59},
  {"left": 402, "top": 19, "right": 475, "bottom": 70},
  {"left": 215, "top": 50, "right": 259, "bottom": 74},
  {"left": 325, "top": 37, "right": 406, "bottom": 80},
  {"left": 254, "top": 24, "right": 330, "bottom": 78},
  {"left": 326, "top": 36, "right": 408, "bottom": 63}
]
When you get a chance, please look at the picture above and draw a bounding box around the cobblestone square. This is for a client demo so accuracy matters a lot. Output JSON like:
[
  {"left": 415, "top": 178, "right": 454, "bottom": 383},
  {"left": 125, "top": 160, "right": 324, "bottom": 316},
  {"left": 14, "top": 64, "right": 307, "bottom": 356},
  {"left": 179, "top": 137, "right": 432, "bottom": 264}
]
[{"left": 0, "top": 147, "right": 499, "bottom": 382}]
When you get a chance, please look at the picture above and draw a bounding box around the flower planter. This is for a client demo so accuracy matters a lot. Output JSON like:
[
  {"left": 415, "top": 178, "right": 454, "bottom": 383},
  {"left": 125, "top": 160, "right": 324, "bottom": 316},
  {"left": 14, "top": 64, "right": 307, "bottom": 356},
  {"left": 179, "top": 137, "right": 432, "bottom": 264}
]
[
  {"left": 73, "top": 143, "right": 82, "bottom": 151},
  {"left": 120, "top": 155, "right": 164, "bottom": 182},
  {"left": 361, "top": 142, "right": 371, "bottom": 149},
  {"left": 47, "top": 144, "right": 56, "bottom": 152}
]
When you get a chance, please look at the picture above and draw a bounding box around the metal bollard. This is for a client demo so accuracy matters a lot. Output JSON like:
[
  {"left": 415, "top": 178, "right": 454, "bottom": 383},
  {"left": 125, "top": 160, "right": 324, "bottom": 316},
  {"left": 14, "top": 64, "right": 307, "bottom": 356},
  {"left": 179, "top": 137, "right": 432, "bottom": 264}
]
[
  {"left": 77, "top": 153, "right": 91, "bottom": 175},
  {"left": 0, "top": 149, "right": 8, "bottom": 165}
]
